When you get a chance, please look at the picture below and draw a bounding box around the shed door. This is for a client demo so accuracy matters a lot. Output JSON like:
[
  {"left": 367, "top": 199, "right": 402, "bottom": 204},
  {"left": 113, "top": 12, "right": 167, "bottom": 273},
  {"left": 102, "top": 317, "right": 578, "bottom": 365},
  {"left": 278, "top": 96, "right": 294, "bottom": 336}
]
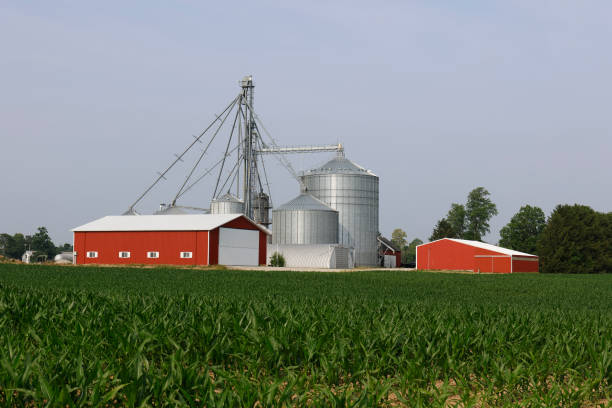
[
  {"left": 384, "top": 255, "right": 396, "bottom": 268},
  {"left": 218, "top": 228, "right": 259, "bottom": 266}
]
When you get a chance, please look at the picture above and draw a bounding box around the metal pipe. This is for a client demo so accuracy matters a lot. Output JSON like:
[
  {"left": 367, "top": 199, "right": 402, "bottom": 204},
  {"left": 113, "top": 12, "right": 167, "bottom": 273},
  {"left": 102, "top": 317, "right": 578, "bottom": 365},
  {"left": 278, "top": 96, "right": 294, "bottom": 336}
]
[{"left": 256, "top": 144, "right": 343, "bottom": 154}]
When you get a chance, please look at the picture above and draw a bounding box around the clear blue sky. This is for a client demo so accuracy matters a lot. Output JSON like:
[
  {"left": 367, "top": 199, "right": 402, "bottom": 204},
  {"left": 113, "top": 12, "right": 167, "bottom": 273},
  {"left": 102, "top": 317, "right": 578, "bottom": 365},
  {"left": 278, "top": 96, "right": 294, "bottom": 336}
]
[{"left": 1, "top": 1, "right": 611, "bottom": 245}]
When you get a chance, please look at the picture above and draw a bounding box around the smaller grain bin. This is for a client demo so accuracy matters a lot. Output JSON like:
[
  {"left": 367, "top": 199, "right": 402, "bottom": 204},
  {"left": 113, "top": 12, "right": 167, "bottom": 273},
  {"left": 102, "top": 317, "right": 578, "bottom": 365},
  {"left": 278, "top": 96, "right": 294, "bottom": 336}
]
[
  {"left": 154, "top": 205, "right": 189, "bottom": 215},
  {"left": 210, "top": 193, "right": 245, "bottom": 215},
  {"left": 272, "top": 193, "right": 338, "bottom": 245}
]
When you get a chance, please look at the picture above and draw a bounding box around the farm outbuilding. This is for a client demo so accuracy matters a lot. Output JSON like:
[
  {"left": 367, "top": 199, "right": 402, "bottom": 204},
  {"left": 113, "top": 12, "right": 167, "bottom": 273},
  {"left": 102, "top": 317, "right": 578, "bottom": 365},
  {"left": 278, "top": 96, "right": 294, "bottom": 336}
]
[
  {"left": 416, "top": 238, "right": 539, "bottom": 273},
  {"left": 377, "top": 236, "right": 401, "bottom": 268},
  {"left": 267, "top": 244, "right": 354, "bottom": 269},
  {"left": 72, "top": 214, "right": 269, "bottom": 266}
]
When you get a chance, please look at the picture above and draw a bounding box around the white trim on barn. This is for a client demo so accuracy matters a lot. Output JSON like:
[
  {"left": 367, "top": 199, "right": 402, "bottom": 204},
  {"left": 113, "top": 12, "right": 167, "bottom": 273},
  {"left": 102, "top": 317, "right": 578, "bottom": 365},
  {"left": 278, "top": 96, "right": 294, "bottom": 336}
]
[
  {"left": 417, "top": 238, "right": 537, "bottom": 257},
  {"left": 72, "top": 214, "right": 270, "bottom": 234},
  {"left": 445, "top": 238, "right": 535, "bottom": 257}
]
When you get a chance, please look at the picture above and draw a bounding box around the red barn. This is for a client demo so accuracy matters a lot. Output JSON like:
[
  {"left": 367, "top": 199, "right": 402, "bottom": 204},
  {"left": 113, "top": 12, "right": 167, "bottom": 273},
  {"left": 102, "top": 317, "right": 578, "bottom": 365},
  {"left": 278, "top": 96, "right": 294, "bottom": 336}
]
[
  {"left": 416, "top": 238, "right": 539, "bottom": 273},
  {"left": 377, "top": 236, "right": 402, "bottom": 267},
  {"left": 72, "top": 214, "right": 269, "bottom": 266}
]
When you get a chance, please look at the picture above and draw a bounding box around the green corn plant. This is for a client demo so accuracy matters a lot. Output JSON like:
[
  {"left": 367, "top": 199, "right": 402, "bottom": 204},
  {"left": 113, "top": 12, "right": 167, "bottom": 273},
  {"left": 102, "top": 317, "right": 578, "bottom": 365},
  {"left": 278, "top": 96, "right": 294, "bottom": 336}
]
[{"left": 0, "top": 264, "right": 610, "bottom": 406}]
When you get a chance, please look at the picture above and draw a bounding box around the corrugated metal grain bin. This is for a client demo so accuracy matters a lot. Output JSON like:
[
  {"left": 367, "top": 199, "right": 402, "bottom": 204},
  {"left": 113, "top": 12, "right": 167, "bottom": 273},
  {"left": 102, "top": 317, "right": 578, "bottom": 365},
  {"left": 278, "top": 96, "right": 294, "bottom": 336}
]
[
  {"left": 211, "top": 193, "right": 245, "bottom": 215},
  {"left": 300, "top": 153, "right": 379, "bottom": 266},
  {"left": 272, "top": 193, "right": 338, "bottom": 245}
]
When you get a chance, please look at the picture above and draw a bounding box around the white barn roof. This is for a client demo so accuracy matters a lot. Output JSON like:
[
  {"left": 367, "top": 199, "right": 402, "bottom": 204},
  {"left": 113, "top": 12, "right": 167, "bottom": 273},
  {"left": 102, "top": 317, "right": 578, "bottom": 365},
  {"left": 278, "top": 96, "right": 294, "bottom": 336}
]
[
  {"left": 72, "top": 214, "right": 270, "bottom": 234},
  {"left": 421, "top": 238, "right": 537, "bottom": 257}
]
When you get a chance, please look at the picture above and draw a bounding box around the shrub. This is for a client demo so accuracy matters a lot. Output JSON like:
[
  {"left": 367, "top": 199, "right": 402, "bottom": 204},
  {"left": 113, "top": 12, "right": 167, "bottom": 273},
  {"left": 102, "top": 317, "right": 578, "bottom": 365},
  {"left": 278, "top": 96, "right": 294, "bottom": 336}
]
[{"left": 269, "top": 252, "right": 286, "bottom": 267}]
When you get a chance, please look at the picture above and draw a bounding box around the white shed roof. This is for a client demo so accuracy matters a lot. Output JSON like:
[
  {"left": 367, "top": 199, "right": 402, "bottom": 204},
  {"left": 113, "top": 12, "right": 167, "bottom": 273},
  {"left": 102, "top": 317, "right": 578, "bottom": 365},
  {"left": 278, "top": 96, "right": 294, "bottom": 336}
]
[
  {"left": 421, "top": 238, "right": 537, "bottom": 257},
  {"left": 72, "top": 214, "right": 270, "bottom": 234}
]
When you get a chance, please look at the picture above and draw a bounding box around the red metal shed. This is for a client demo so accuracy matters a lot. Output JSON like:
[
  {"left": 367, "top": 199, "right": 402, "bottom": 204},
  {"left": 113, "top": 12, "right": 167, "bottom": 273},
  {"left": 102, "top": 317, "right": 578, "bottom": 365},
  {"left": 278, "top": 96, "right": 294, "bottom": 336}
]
[
  {"left": 72, "top": 214, "right": 270, "bottom": 266},
  {"left": 416, "top": 238, "right": 539, "bottom": 273},
  {"left": 377, "top": 236, "right": 401, "bottom": 267}
]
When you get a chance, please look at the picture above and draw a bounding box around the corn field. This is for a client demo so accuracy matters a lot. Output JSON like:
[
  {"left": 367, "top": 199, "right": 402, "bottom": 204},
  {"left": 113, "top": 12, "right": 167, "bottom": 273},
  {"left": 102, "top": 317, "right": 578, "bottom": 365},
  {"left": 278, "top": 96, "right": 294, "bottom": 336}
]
[{"left": 0, "top": 264, "right": 610, "bottom": 407}]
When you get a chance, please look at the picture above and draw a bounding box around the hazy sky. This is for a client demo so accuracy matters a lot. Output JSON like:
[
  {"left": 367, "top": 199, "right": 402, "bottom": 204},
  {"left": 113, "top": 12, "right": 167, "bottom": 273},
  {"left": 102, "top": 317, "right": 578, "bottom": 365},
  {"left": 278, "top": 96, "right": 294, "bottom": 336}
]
[{"left": 1, "top": 1, "right": 611, "bottom": 246}]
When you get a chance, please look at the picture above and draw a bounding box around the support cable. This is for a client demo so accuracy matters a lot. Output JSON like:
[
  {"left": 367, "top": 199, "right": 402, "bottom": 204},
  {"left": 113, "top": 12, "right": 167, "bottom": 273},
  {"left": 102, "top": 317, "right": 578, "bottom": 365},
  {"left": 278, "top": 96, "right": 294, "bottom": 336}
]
[
  {"left": 228, "top": 160, "right": 240, "bottom": 195},
  {"left": 175, "top": 144, "right": 241, "bottom": 200},
  {"left": 216, "top": 153, "right": 244, "bottom": 198},
  {"left": 212, "top": 96, "right": 241, "bottom": 198},
  {"left": 172, "top": 95, "right": 239, "bottom": 205},
  {"left": 127, "top": 94, "right": 240, "bottom": 212},
  {"left": 240, "top": 98, "right": 303, "bottom": 188}
]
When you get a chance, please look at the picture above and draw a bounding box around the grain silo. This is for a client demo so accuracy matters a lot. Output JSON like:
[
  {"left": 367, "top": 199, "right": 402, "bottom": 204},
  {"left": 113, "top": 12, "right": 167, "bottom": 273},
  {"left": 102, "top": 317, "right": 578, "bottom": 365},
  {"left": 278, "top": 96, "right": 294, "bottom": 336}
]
[
  {"left": 210, "top": 193, "right": 245, "bottom": 215},
  {"left": 272, "top": 193, "right": 338, "bottom": 245},
  {"left": 154, "top": 205, "right": 189, "bottom": 215},
  {"left": 300, "top": 152, "right": 379, "bottom": 266}
]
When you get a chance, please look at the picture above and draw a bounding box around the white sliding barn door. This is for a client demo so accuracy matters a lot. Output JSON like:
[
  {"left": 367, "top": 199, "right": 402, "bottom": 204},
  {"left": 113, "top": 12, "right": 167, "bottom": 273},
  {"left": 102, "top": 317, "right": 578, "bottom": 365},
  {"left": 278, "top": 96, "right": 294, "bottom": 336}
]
[{"left": 218, "top": 228, "right": 259, "bottom": 266}]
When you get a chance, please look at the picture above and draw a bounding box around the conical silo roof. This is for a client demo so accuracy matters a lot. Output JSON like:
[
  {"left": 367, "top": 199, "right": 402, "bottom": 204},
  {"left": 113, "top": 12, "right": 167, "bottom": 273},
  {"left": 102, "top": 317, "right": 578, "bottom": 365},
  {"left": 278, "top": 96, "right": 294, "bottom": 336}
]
[
  {"left": 153, "top": 206, "right": 189, "bottom": 215},
  {"left": 275, "top": 193, "right": 337, "bottom": 212},
  {"left": 303, "top": 154, "right": 377, "bottom": 176},
  {"left": 272, "top": 193, "right": 339, "bottom": 245},
  {"left": 212, "top": 192, "right": 243, "bottom": 203}
]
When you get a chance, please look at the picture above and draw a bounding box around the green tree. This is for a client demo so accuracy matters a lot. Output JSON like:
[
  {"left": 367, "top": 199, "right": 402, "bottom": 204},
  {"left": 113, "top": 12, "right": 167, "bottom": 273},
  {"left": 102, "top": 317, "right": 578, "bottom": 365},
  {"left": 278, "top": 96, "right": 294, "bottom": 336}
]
[
  {"left": 499, "top": 205, "right": 546, "bottom": 254},
  {"left": 4, "top": 233, "right": 26, "bottom": 259},
  {"left": 391, "top": 229, "right": 407, "bottom": 252},
  {"left": 464, "top": 187, "right": 498, "bottom": 241},
  {"left": 56, "top": 243, "right": 73, "bottom": 252},
  {"left": 31, "top": 227, "right": 57, "bottom": 259},
  {"left": 402, "top": 238, "right": 423, "bottom": 265},
  {"left": 430, "top": 218, "right": 456, "bottom": 241},
  {"left": 0, "top": 233, "right": 11, "bottom": 257},
  {"left": 447, "top": 203, "right": 467, "bottom": 238},
  {"left": 537, "top": 204, "right": 611, "bottom": 274}
]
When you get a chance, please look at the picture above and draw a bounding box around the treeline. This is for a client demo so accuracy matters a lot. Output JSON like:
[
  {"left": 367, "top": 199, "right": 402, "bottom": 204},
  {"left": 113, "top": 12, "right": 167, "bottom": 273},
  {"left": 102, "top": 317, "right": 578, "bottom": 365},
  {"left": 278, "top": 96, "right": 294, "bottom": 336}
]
[
  {"left": 537, "top": 204, "right": 610, "bottom": 274},
  {"left": 392, "top": 187, "right": 611, "bottom": 273},
  {"left": 0, "top": 227, "right": 72, "bottom": 261}
]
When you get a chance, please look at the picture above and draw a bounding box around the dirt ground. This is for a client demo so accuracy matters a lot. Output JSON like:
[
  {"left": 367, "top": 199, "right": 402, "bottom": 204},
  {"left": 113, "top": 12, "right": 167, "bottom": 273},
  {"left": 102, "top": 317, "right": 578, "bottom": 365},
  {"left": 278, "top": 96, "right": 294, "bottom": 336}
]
[{"left": 232, "top": 266, "right": 419, "bottom": 272}]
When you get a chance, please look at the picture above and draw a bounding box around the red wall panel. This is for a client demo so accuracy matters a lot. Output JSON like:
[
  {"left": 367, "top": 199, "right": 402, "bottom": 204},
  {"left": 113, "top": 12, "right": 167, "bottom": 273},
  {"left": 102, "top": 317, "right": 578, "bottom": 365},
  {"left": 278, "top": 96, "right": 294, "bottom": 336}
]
[
  {"left": 416, "top": 239, "right": 502, "bottom": 272},
  {"left": 74, "top": 233, "right": 86, "bottom": 262},
  {"left": 416, "top": 239, "right": 539, "bottom": 273},
  {"left": 209, "top": 229, "right": 219, "bottom": 265},
  {"left": 512, "top": 258, "right": 539, "bottom": 273},
  {"left": 474, "top": 256, "right": 511, "bottom": 273},
  {"left": 196, "top": 231, "right": 208, "bottom": 265},
  {"left": 221, "top": 217, "right": 259, "bottom": 230},
  {"left": 259, "top": 231, "right": 267, "bottom": 266},
  {"left": 74, "top": 231, "right": 209, "bottom": 266}
]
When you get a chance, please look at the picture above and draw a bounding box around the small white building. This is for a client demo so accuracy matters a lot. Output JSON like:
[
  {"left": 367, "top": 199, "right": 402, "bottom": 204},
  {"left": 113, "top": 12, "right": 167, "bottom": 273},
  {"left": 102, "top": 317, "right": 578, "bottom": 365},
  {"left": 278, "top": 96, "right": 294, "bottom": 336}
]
[{"left": 21, "top": 250, "right": 35, "bottom": 264}]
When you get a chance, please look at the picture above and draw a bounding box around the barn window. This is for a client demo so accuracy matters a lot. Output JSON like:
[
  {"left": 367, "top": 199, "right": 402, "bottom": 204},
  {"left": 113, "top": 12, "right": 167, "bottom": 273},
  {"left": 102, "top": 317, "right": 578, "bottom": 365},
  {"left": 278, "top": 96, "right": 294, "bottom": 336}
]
[
  {"left": 119, "top": 251, "right": 131, "bottom": 259},
  {"left": 86, "top": 251, "right": 98, "bottom": 258},
  {"left": 180, "top": 252, "right": 193, "bottom": 259},
  {"left": 147, "top": 251, "right": 159, "bottom": 259}
]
